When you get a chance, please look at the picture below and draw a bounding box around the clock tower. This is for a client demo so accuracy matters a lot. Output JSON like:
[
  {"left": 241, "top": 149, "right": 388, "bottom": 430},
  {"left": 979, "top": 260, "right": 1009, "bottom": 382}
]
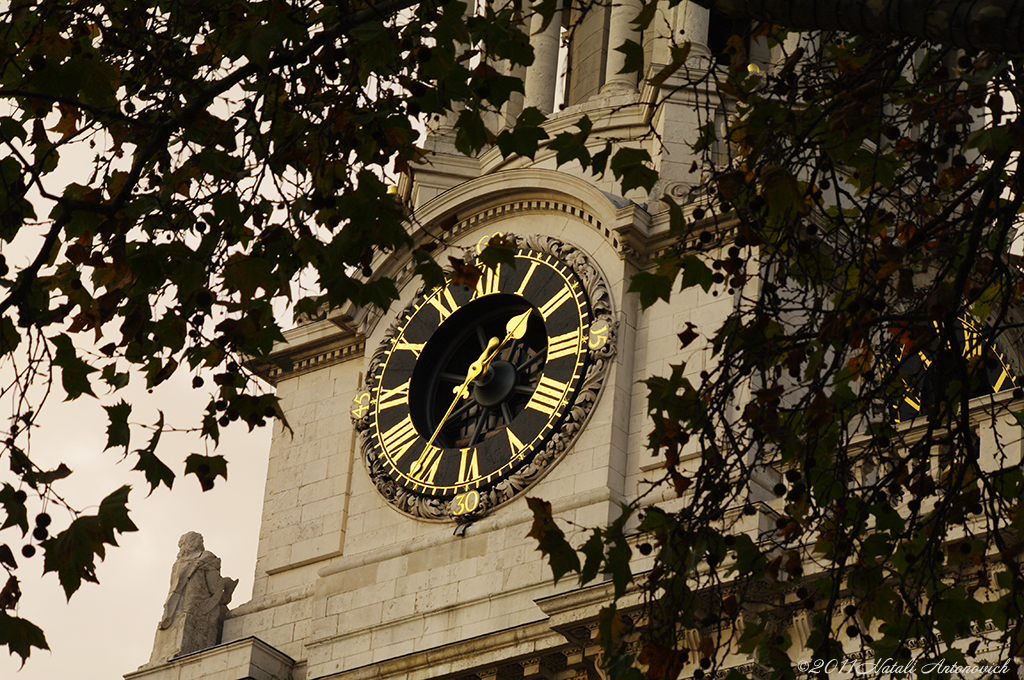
[{"left": 127, "top": 3, "right": 745, "bottom": 680}]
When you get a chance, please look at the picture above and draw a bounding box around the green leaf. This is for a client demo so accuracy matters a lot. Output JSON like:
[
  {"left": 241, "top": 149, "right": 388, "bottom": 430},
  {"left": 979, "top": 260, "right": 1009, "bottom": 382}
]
[
  {"left": 454, "top": 110, "right": 491, "bottom": 156},
  {"left": 590, "top": 142, "right": 612, "bottom": 176},
  {"left": 760, "top": 165, "right": 809, "bottom": 218},
  {"left": 413, "top": 249, "right": 445, "bottom": 291},
  {"left": 629, "top": 270, "right": 674, "bottom": 308},
  {"left": 132, "top": 414, "right": 174, "bottom": 494},
  {"left": 0, "top": 117, "right": 27, "bottom": 144},
  {"left": 610, "top": 147, "right": 658, "bottom": 193},
  {"left": 692, "top": 120, "right": 718, "bottom": 154},
  {"left": 42, "top": 485, "right": 137, "bottom": 600},
  {"left": 201, "top": 411, "right": 221, "bottom": 446},
  {"left": 100, "top": 364, "right": 130, "bottom": 390},
  {"left": 472, "top": 64, "right": 525, "bottom": 108},
  {"left": 614, "top": 38, "right": 644, "bottom": 76},
  {"left": 133, "top": 450, "right": 175, "bottom": 495},
  {"left": 0, "top": 545, "right": 16, "bottom": 570},
  {"left": 103, "top": 400, "right": 131, "bottom": 452},
  {"left": 526, "top": 497, "right": 580, "bottom": 585},
  {"left": 549, "top": 115, "right": 593, "bottom": 169},
  {"left": 0, "top": 610, "right": 49, "bottom": 666},
  {"left": 966, "top": 125, "right": 1014, "bottom": 159},
  {"left": 579, "top": 530, "right": 605, "bottom": 585},
  {"left": 679, "top": 254, "right": 714, "bottom": 293},
  {"left": 0, "top": 484, "right": 29, "bottom": 536},
  {"left": 495, "top": 107, "right": 549, "bottom": 160},
  {"left": 34, "top": 463, "right": 72, "bottom": 486},
  {"left": 604, "top": 528, "right": 633, "bottom": 599},
  {"left": 241, "top": 22, "right": 285, "bottom": 69},
  {"left": 96, "top": 485, "right": 138, "bottom": 535},
  {"left": 185, "top": 454, "right": 228, "bottom": 491},
  {"left": 478, "top": 234, "right": 518, "bottom": 271},
  {"left": 29, "top": 119, "right": 59, "bottom": 175},
  {"left": 145, "top": 356, "right": 179, "bottom": 389},
  {"left": 50, "top": 334, "right": 96, "bottom": 400},
  {"left": 355, "top": 277, "right": 400, "bottom": 311}
]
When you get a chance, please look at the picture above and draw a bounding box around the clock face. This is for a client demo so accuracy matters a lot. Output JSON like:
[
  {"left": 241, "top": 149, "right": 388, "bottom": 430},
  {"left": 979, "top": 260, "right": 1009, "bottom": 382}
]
[
  {"left": 353, "top": 235, "right": 615, "bottom": 521},
  {"left": 893, "top": 315, "right": 1018, "bottom": 421}
]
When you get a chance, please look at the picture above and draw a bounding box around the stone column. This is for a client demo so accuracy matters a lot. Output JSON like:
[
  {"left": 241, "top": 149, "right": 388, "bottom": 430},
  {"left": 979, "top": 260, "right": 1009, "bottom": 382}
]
[
  {"left": 676, "top": 0, "right": 711, "bottom": 59},
  {"left": 490, "top": 0, "right": 526, "bottom": 127},
  {"left": 601, "top": 0, "right": 643, "bottom": 94},
  {"left": 644, "top": 0, "right": 675, "bottom": 68},
  {"left": 523, "top": 1, "right": 563, "bottom": 114},
  {"left": 433, "top": 0, "right": 478, "bottom": 134}
]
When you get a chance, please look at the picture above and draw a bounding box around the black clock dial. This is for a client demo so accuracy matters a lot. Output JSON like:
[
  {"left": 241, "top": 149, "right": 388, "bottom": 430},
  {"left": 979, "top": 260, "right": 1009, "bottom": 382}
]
[
  {"left": 408, "top": 295, "right": 546, "bottom": 450},
  {"left": 892, "top": 315, "right": 1018, "bottom": 421},
  {"left": 356, "top": 242, "right": 609, "bottom": 520}
]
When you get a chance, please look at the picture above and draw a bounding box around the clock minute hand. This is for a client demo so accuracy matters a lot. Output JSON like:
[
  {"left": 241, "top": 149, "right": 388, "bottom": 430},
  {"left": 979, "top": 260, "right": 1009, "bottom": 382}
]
[
  {"left": 481, "top": 309, "right": 532, "bottom": 366},
  {"left": 407, "top": 312, "right": 531, "bottom": 477},
  {"left": 410, "top": 337, "right": 500, "bottom": 477}
]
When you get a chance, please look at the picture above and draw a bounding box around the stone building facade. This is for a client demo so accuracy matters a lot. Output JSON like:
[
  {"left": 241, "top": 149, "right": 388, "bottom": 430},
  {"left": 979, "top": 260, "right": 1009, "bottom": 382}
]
[{"left": 123, "top": 3, "right": 800, "bottom": 680}]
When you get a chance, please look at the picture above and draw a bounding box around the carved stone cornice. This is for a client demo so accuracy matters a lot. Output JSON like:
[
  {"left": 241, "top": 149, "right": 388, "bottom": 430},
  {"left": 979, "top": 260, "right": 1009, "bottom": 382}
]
[{"left": 247, "top": 318, "right": 365, "bottom": 385}]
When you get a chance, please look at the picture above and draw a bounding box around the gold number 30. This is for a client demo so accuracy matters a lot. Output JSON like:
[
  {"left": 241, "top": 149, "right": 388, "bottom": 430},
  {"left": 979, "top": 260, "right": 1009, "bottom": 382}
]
[{"left": 451, "top": 490, "right": 480, "bottom": 516}]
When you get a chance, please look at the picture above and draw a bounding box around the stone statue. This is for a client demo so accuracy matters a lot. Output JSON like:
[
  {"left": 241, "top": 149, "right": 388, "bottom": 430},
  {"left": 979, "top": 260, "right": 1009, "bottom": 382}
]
[{"left": 147, "top": 532, "right": 238, "bottom": 664}]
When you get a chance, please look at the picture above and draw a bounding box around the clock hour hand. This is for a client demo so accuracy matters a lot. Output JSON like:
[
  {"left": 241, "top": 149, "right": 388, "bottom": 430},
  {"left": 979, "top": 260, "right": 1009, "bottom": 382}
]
[{"left": 410, "top": 337, "right": 500, "bottom": 477}]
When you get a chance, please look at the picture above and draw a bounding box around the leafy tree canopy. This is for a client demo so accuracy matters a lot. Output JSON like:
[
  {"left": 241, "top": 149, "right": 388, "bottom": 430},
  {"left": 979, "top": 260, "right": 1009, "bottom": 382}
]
[
  {"left": 1, "top": 0, "right": 1024, "bottom": 676},
  {"left": 533, "top": 12, "right": 1024, "bottom": 680},
  {"left": 0, "top": 0, "right": 558, "bottom": 662}
]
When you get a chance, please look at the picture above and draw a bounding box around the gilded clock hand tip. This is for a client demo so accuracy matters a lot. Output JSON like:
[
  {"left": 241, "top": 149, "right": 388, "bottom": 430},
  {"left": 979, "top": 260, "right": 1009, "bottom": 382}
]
[
  {"left": 479, "top": 310, "right": 533, "bottom": 368},
  {"left": 506, "top": 309, "right": 531, "bottom": 341}
]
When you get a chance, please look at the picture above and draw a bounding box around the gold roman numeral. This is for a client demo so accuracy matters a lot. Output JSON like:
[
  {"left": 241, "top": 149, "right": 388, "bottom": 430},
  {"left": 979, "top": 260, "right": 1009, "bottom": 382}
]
[
  {"left": 547, "top": 328, "right": 581, "bottom": 361},
  {"left": 506, "top": 428, "right": 526, "bottom": 456},
  {"left": 515, "top": 261, "right": 539, "bottom": 296},
  {"left": 539, "top": 285, "right": 573, "bottom": 320},
  {"left": 380, "top": 415, "right": 419, "bottom": 462},
  {"left": 428, "top": 288, "right": 460, "bottom": 322},
  {"left": 457, "top": 448, "right": 480, "bottom": 484},
  {"left": 376, "top": 381, "right": 409, "bottom": 411},
  {"left": 409, "top": 446, "right": 443, "bottom": 484},
  {"left": 392, "top": 340, "right": 424, "bottom": 357},
  {"left": 994, "top": 367, "right": 1012, "bottom": 392},
  {"left": 527, "top": 375, "right": 570, "bottom": 415},
  {"left": 473, "top": 264, "right": 502, "bottom": 298}
]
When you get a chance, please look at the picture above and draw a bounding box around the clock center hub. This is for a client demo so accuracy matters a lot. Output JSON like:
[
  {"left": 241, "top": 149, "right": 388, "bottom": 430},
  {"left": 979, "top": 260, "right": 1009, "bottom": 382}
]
[{"left": 472, "top": 360, "right": 517, "bottom": 407}]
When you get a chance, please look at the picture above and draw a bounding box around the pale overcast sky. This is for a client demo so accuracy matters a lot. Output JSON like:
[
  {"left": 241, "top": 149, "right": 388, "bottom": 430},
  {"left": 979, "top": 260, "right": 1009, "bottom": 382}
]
[
  {"left": 1, "top": 367, "right": 272, "bottom": 680},
  {"left": 0, "top": 101, "right": 276, "bottom": 679}
]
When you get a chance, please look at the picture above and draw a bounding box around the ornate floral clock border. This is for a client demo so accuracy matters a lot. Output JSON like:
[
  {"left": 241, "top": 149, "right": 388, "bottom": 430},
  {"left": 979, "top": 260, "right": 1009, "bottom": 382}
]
[{"left": 351, "top": 233, "right": 618, "bottom": 522}]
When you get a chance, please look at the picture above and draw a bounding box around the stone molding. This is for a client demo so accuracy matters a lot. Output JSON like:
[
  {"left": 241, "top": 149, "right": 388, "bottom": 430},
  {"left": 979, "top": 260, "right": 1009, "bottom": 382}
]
[
  {"left": 402, "top": 168, "right": 646, "bottom": 256},
  {"left": 252, "top": 330, "right": 365, "bottom": 385},
  {"left": 266, "top": 339, "right": 365, "bottom": 381},
  {"left": 306, "top": 619, "right": 601, "bottom": 680},
  {"left": 124, "top": 637, "right": 295, "bottom": 680},
  {"left": 317, "top": 168, "right": 656, "bottom": 343}
]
